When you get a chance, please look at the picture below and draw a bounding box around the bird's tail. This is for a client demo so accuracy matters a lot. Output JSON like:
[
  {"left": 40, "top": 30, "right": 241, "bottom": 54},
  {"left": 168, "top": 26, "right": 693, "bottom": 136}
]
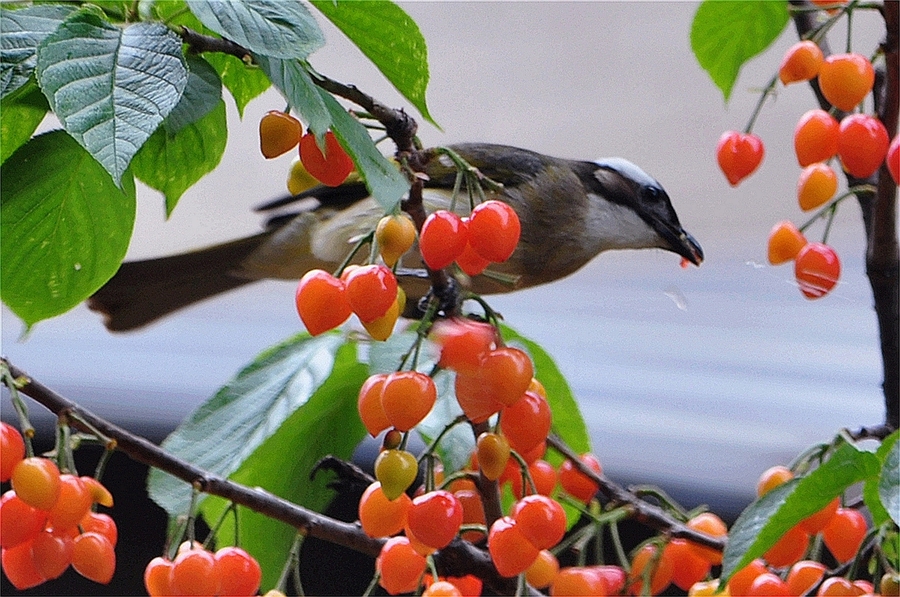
[{"left": 87, "top": 232, "right": 272, "bottom": 331}]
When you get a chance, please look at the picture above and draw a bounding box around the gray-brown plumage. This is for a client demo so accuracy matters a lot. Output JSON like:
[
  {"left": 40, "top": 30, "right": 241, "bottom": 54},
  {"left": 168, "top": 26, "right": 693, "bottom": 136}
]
[{"left": 88, "top": 143, "right": 703, "bottom": 331}]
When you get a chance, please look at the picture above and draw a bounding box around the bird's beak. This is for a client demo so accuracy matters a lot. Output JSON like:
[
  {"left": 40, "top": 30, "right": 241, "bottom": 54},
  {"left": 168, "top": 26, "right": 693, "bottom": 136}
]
[{"left": 672, "top": 229, "right": 704, "bottom": 266}]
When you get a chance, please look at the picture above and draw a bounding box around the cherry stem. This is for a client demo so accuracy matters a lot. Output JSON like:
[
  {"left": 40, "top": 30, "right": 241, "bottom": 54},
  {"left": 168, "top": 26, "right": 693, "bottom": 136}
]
[
  {"left": 1, "top": 362, "right": 35, "bottom": 457},
  {"left": 418, "top": 415, "right": 468, "bottom": 465},
  {"left": 744, "top": 73, "right": 779, "bottom": 134},
  {"left": 202, "top": 501, "right": 237, "bottom": 550},
  {"left": 797, "top": 185, "right": 876, "bottom": 233}
]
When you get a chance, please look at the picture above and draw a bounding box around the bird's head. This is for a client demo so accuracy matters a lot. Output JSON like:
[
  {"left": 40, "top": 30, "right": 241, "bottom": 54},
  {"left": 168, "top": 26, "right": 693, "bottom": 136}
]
[{"left": 582, "top": 157, "right": 704, "bottom": 266}]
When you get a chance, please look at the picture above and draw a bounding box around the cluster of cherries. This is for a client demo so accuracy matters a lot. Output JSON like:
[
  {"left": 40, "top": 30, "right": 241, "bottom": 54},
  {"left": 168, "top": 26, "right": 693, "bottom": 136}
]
[
  {"left": 259, "top": 110, "right": 354, "bottom": 188},
  {"left": 294, "top": 193, "right": 521, "bottom": 344},
  {"left": 143, "top": 542, "right": 262, "bottom": 597},
  {"left": 688, "top": 464, "right": 886, "bottom": 597},
  {"left": 0, "top": 422, "right": 117, "bottom": 589},
  {"left": 715, "top": 30, "right": 899, "bottom": 301}
]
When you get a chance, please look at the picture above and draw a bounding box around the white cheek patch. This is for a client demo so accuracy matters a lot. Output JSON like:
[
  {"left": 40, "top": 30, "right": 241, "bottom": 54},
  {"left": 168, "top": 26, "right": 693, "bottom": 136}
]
[{"left": 586, "top": 193, "right": 662, "bottom": 250}]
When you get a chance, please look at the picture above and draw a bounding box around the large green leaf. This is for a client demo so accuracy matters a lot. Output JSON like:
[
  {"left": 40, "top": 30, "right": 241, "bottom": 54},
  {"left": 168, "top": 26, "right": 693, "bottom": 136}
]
[
  {"left": 188, "top": 0, "right": 324, "bottom": 60},
  {"left": 320, "top": 88, "right": 409, "bottom": 212},
  {"left": 132, "top": 100, "right": 228, "bottom": 216},
  {"left": 0, "top": 4, "right": 76, "bottom": 98},
  {"left": 199, "top": 341, "right": 368, "bottom": 589},
  {"left": 309, "top": 0, "right": 435, "bottom": 126},
  {"left": 154, "top": 1, "right": 271, "bottom": 118},
  {"left": 147, "top": 332, "right": 354, "bottom": 518},
  {"left": 722, "top": 440, "right": 882, "bottom": 582},
  {"left": 255, "top": 55, "right": 332, "bottom": 135},
  {"left": 0, "top": 130, "right": 136, "bottom": 326},
  {"left": 0, "top": 80, "right": 48, "bottom": 164},
  {"left": 204, "top": 52, "right": 271, "bottom": 118},
  {"left": 164, "top": 55, "right": 222, "bottom": 136},
  {"left": 35, "top": 12, "right": 187, "bottom": 186},
  {"left": 880, "top": 437, "right": 900, "bottom": 526},
  {"left": 690, "top": 0, "right": 789, "bottom": 101}
]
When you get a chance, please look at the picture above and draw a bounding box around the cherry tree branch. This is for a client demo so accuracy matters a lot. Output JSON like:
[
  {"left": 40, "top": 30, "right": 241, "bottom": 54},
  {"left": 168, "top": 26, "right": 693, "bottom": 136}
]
[
  {"left": 789, "top": 1, "right": 899, "bottom": 430},
  {"left": 545, "top": 435, "right": 727, "bottom": 552}
]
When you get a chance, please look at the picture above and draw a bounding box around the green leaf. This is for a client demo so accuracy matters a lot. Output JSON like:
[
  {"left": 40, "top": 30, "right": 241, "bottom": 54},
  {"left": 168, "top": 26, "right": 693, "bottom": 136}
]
[
  {"left": 864, "top": 431, "right": 898, "bottom": 526},
  {"left": 203, "top": 52, "right": 271, "bottom": 118},
  {"left": 255, "top": 55, "right": 332, "bottom": 135},
  {"left": 164, "top": 55, "right": 222, "bottom": 135},
  {"left": 690, "top": 0, "right": 789, "bottom": 100},
  {"left": 188, "top": 0, "right": 325, "bottom": 60},
  {"left": 0, "top": 130, "right": 136, "bottom": 326},
  {"left": 309, "top": 0, "right": 435, "bottom": 126},
  {"left": 319, "top": 88, "right": 409, "bottom": 211},
  {"left": 0, "top": 80, "right": 48, "bottom": 164},
  {"left": 35, "top": 13, "right": 187, "bottom": 186},
  {"left": 132, "top": 100, "right": 227, "bottom": 216},
  {"left": 153, "top": 1, "right": 271, "bottom": 118},
  {"left": 199, "top": 341, "right": 368, "bottom": 589},
  {"left": 722, "top": 440, "right": 882, "bottom": 582},
  {"left": 0, "top": 4, "right": 77, "bottom": 98},
  {"left": 878, "top": 432, "right": 900, "bottom": 526},
  {"left": 147, "top": 332, "right": 354, "bottom": 518}
]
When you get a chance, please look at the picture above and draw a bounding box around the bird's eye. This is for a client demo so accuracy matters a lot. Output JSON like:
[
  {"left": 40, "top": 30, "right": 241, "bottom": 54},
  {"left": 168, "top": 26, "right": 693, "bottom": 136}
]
[{"left": 643, "top": 186, "right": 661, "bottom": 201}]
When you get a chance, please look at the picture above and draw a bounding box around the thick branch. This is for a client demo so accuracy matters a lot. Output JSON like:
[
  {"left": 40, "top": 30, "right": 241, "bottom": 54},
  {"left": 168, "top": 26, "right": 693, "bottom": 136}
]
[
  {"left": 0, "top": 360, "right": 525, "bottom": 593},
  {"left": 546, "top": 435, "right": 727, "bottom": 552}
]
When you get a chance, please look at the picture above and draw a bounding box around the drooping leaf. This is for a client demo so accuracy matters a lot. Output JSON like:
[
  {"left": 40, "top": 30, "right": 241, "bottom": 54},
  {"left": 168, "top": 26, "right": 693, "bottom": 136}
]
[
  {"left": 198, "top": 341, "right": 368, "bottom": 589},
  {"left": 255, "top": 55, "right": 331, "bottom": 135},
  {"left": 203, "top": 52, "right": 271, "bottom": 118},
  {"left": 0, "top": 80, "right": 48, "bottom": 164},
  {"left": 722, "top": 440, "right": 882, "bottom": 582},
  {"left": 319, "top": 88, "right": 409, "bottom": 212},
  {"left": 153, "top": 1, "right": 271, "bottom": 118},
  {"left": 863, "top": 431, "right": 898, "bottom": 526},
  {"left": 0, "top": 130, "right": 136, "bottom": 326},
  {"left": 132, "top": 100, "right": 228, "bottom": 216},
  {"left": 690, "top": 0, "right": 789, "bottom": 101},
  {"left": 147, "top": 332, "right": 353, "bottom": 518},
  {"left": 164, "top": 55, "right": 222, "bottom": 135},
  {"left": 35, "top": 13, "right": 187, "bottom": 185},
  {"left": 188, "top": 0, "right": 325, "bottom": 60},
  {"left": 309, "top": 0, "right": 435, "bottom": 125},
  {"left": 0, "top": 3, "right": 77, "bottom": 98},
  {"left": 878, "top": 431, "right": 899, "bottom": 526}
]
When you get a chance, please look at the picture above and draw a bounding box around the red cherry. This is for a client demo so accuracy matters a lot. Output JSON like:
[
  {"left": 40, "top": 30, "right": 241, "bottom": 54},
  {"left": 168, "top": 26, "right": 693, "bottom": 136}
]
[
  {"left": 822, "top": 507, "right": 867, "bottom": 563},
  {"left": 0, "top": 422, "right": 25, "bottom": 482},
  {"left": 431, "top": 317, "right": 497, "bottom": 373},
  {"left": 837, "top": 114, "right": 890, "bottom": 178},
  {"left": 215, "top": 546, "right": 262, "bottom": 596},
  {"left": 818, "top": 53, "right": 875, "bottom": 112},
  {"left": 344, "top": 264, "right": 398, "bottom": 323},
  {"left": 558, "top": 453, "right": 602, "bottom": 503},
  {"left": 779, "top": 40, "right": 824, "bottom": 85},
  {"left": 794, "top": 242, "right": 840, "bottom": 299},
  {"left": 716, "top": 131, "right": 764, "bottom": 186},
  {"left": 467, "top": 200, "right": 521, "bottom": 262},
  {"left": 419, "top": 210, "right": 468, "bottom": 270},
  {"left": 795, "top": 109, "right": 840, "bottom": 167},
  {"left": 510, "top": 494, "right": 566, "bottom": 550},
  {"left": 887, "top": 135, "right": 900, "bottom": 184},
  {"left": 295, "top": 269, "right": 352, "bottom": 335},
  {"left": 488, "top": 517, "right": 540, "bottom": 577},
  {"left": 299, "top": 131, "right": 353, "bottom": 187},
  {"left": 406, "top": 490, "right": 463, "bottom": 549}
]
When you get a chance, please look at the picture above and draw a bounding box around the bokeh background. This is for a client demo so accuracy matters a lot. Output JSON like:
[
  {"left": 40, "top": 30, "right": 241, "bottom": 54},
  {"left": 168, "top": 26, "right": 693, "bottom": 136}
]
[{"left": 1, "top": 2, "right": 888, "bottom": 594}]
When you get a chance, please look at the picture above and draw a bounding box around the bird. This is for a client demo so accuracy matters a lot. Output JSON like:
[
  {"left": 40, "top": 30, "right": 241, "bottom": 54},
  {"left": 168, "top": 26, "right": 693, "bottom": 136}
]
[{"left": 87, "top": 143, "right": 704, "bottom": 331}]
